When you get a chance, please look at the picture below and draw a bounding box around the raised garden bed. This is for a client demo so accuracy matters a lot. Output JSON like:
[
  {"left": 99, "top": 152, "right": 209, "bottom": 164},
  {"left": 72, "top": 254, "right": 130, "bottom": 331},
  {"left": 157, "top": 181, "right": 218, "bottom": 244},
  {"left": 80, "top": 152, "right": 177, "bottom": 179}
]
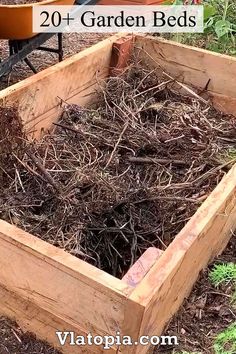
[{"left": 0, "top": 34, "right": 236, "bottom": 354}]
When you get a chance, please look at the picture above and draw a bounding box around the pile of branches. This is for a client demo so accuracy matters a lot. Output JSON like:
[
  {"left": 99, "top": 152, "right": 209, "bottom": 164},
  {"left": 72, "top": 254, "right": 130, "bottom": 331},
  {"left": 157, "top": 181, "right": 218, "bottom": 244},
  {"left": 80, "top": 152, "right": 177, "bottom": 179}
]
[{"left": 1, "top": 64, "right": 236, "bottom": 278}]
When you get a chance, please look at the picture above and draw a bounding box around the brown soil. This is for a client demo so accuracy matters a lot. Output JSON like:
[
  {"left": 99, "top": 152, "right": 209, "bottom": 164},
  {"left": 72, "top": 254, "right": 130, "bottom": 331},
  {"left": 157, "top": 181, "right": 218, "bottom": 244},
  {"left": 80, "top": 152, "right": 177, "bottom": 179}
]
[
  {"left": 0, "top": 0, "right": 40, "bottom": 4},
  {"left": 156, "top": 237, "right": 236, "bottom": 354},
  {"left": 0, "top": 317, "right": 61, "bottom": 354},
  {"left": 0, "top": 33, "right": 110, "bottom": 90},
  {"left": 0, "top": 106, "right": 26, "bottom": 185},
  {"left": 0, "top": 65, "right": 236, "bottom": 278}
]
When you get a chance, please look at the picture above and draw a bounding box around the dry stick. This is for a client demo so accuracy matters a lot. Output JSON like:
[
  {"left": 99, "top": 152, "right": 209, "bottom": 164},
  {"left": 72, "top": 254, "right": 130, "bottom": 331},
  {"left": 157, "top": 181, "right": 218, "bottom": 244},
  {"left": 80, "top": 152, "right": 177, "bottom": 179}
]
[
  {"left": 13, "top": 153, "right": 43, "bottom": 180},
  {"left": 133, "top": 79, "right": 173, "bottom": 98},
  {"left": 26, "top": 151, "right": 61, "bottom": 193},
  {"left": 163, "top": 71, "right": 208, "bottom": 105},
  {"left": 53, "top": 122, "right": 82, "bottom": 134},
  {"left": 53, "top": 122, "right": 100, "bottom": 141},
  {"left": 11, "top": 329, "right": 22, "bottom": 344},
  {"left": 136, "top": 45, "right": 208, "bottom": 104},
  {"left": 134, "top": 196, "right": 202, "bottom": 205},
  {"left": 105, "top": 120, "right": 129, "bottom": 169},
  {"left": 128, "top": 156, "right": 188, "bottom": 166},
  {"left": 191, "top": 157, "right": 236, "bottom": 185},
  {"left": 0, "top": 203, "right": 43, "bottom": 212}
]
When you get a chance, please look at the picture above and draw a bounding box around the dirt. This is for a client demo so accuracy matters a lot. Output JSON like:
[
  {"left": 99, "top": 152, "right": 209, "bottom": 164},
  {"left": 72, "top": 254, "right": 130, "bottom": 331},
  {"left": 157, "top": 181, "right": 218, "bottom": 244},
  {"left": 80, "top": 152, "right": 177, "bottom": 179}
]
[
  {"left": 0, "top": 106, "right": 26, "bottom": 185},
  {"left": 156, "top": 236, "right": 236, "bottom": 354},
  {"left": 0, "top": 65, "right": 236, "bottom": 278},
  {"left": 0, "top": 33, "right": 110, "bottom": 91},
  {"left": 0, "top": 317, "right": 61, "bottom": 354},
  {"left": 0, "top": 0, "right": 40, "bottom": 4}
]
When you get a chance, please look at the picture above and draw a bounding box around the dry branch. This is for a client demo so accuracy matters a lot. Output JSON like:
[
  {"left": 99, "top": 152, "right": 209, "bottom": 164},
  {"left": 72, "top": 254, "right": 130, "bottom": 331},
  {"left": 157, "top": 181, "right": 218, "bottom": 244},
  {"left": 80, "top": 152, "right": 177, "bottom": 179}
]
[{"left": 1, "top": 63, "right": 236, "bottom": 278}]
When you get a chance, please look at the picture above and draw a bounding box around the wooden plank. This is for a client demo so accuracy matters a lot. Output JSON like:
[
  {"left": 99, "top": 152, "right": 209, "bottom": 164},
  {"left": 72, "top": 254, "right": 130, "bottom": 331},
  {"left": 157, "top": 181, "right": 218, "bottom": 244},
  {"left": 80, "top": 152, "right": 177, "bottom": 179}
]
[
  {"left": 210, "top": 92, "right": 236, "bottom": 116},
  {"left": 130, "top": 163, "right": 236, "bottom": 354},
  {"left": 122, "top": 248, "right": 163, "bottom": 288},
  {"left": 110, "top": 35, "right": 134, "bottom": 76},
  {"left": 134, "top": 35, "right": 236, "bottom": 102},
  {"left": 0, "top": 220, "right": 133, "bottom": 338},
  {"left": 0, "top": 285, "right": 116, "bottom": 354},
  {"left": 0, "top": 34, "right": 126, "bottom": 139}
]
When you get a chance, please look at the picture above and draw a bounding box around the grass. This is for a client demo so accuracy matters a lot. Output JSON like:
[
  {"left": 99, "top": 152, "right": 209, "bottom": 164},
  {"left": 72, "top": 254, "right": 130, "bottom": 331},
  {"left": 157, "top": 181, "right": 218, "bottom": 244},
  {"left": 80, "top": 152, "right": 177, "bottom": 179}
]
[
  {"left": 209, "top": 262, "right": 236, "bottom": 306},
  {"left": 214, "top": 323, "right": 236, "bottom": 354},
  {"left": 209, "top": 263, "right": 236, "bottom": 287},
  {"left": 209, "top": 264, "right": 236, "bottom": 353}
]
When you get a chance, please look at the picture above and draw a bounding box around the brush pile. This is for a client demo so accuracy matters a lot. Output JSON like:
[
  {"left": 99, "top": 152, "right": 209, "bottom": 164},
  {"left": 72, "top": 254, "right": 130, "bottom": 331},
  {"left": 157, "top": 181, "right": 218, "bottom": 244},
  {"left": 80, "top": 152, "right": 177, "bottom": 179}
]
[{"left": 1, "top": 64, "right": 236, "bottom": 278}]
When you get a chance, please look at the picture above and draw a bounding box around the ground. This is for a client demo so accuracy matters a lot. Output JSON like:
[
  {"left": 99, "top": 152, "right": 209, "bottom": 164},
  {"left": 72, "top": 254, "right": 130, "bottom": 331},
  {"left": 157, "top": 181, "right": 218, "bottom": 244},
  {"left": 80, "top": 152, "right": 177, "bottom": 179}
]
[
  {"left": 0, "top": 317, "right": 60, "bottom": 354},
  {"left": 0, "top": 33, "right": 109, "bottom": 90},
  {"left": 158, "top": 237, "right": 236, "bottom": 354},
  {"left": 0, "top": 15, "right": 236, "bottom": 354}
]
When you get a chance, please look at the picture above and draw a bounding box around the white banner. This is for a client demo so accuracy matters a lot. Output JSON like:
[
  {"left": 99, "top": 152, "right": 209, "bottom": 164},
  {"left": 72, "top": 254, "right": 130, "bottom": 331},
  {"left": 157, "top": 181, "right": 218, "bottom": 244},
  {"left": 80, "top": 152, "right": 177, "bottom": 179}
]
[{"left": 32, "top": 5, "right": 204, "bottom": 33}]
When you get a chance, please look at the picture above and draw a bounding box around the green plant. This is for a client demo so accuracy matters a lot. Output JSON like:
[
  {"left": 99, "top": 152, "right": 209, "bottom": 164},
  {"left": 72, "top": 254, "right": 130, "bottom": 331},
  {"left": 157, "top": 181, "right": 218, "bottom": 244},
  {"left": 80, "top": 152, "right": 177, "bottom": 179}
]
[
  {"left": 214, "top": 323, "right": 236, "bottom": 354},
  {"left": 204, "top": 0, "right": 235, "bottom": 38},
  {"left": 209, "top": 263, "right": 236, "bottom": 287},
  {"left": 162, "top": 1, "right": 236, "bottom": 55},
  {"left": 209, "top": 262, "right": 236, "bottom": 306}
]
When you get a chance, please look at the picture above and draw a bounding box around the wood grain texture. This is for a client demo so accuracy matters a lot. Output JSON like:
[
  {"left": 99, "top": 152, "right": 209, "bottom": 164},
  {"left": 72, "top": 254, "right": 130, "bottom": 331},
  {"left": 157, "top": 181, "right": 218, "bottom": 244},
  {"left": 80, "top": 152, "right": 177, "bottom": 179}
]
[
  {"left": 0, "top": 34, "right": 236, "bottom": 354},
  {"left": 134, "top": 35, "right": 236, "bottom": 111},
  {"left": 131, "top": 163, "right": 236, "bottom": 354},
  {"left": 0, "top": 34, "right": 125, "bottom": 139},
  {"left": 0, "top": 220, "right": 133, "bottom": 338},
  {"left": 122, "top": 248, "right": 163, "bottom": 288},
  {"left": 210, "top": 92, "right": 236, "bottom": 116},
  {"left": 0, "top": 285, "right": 117, "bottom": 354},
  {"left": 110, "top": 35, "right": 134, "bottom": 76}
]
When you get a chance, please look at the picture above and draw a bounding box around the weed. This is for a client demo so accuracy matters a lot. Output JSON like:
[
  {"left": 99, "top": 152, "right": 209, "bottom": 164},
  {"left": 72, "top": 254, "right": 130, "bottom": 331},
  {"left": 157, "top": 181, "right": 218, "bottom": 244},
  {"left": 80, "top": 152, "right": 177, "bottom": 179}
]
[
  {"left": 214, "top": 323, "right": 236, "bottom": 354},
  {"left": 209, "top": 263, "right": 236, "bottom": 287},
  {"left": 162, "top": 1, "right": 236, "bottom": 55}
]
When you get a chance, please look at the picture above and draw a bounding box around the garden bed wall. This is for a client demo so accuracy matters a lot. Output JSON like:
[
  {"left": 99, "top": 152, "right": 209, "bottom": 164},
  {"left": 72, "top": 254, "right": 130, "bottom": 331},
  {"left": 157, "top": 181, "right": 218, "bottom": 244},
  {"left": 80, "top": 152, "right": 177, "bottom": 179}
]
[
  {"left": 0, "top": 34, "right": 236, "bottom": 354},
  {"left": 135, "top": 35, "right": 236, "bottom": 115}
]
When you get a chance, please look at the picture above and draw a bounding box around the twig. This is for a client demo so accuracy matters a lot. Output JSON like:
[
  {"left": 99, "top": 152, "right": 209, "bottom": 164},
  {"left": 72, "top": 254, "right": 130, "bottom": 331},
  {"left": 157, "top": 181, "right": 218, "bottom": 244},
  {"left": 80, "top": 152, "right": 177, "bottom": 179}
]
[
  {"left": 26, "top": 151, "right": 61, "bottom": 193},
  {"left": 105, "top": 120, "right": 129, "bottom": 168},
  {"left": 53, "top": 122, "right": 81, "bottom": 135},
  {"left": 133, "top": 79, "right": 173, "bottom": 98},
  {"left": 128, "top": 156, "right": 188, "bottom": 166},
  {"left": 133, "top": 196, "right": 202, "bottom": 204}
]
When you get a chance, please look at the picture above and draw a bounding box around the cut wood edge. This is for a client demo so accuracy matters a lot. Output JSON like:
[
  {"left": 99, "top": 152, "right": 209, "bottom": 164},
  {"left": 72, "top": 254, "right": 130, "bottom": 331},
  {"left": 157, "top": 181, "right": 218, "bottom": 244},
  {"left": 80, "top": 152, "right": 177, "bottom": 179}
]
[
  {"left": 130, "top": 164, "right": 236, "bottom": 354},
  {"left": 122, "top": 247, "right": 163, "bottom": 289},
  {"left": 110, "top": 34, "right": 134, "bottom": 76},
  {"left": 134, "top": 35, "right": 236, "bottom": 100},
  {"left": 0, "top": 33, "right": 128, "bottom": 140}
]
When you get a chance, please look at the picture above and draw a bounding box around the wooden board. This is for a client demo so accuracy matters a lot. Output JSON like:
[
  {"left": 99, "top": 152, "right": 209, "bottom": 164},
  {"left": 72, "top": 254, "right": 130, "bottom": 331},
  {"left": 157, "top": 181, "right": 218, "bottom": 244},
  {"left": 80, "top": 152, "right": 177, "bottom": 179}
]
[
  {"left": 0, "top": 285, "right": 116, "bottom": 354},
  {"left": 0, "top": 34, "right": 124, "bottom": 139},
  {"left": 0, "top": 34, "right": 236, "bottom": 354},
  {"left": 0, "top": 220, "right": 134, "bottom": 338},
  {"left": 131, "top": 163, "right": 236, "bottom": 353},
  {"left": 134, "top": 35, "right": 236, "bottom": 115}
]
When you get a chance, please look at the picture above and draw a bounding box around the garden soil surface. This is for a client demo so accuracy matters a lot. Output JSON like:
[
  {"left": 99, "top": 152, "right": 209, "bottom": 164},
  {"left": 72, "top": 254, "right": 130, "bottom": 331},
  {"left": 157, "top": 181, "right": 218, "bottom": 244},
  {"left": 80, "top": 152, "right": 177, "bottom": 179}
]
[
  {"left": 0, "top": 237, "right": 234, "bottom": 354},
  {"left": 0, "top": 317, "right": 61, "bottom": 354},
  {"left": 1, "top": 64, "right": 236, "bottom": 278},
  {"left": 157, "top": 236, "right": 236, "bottom": 354}
]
